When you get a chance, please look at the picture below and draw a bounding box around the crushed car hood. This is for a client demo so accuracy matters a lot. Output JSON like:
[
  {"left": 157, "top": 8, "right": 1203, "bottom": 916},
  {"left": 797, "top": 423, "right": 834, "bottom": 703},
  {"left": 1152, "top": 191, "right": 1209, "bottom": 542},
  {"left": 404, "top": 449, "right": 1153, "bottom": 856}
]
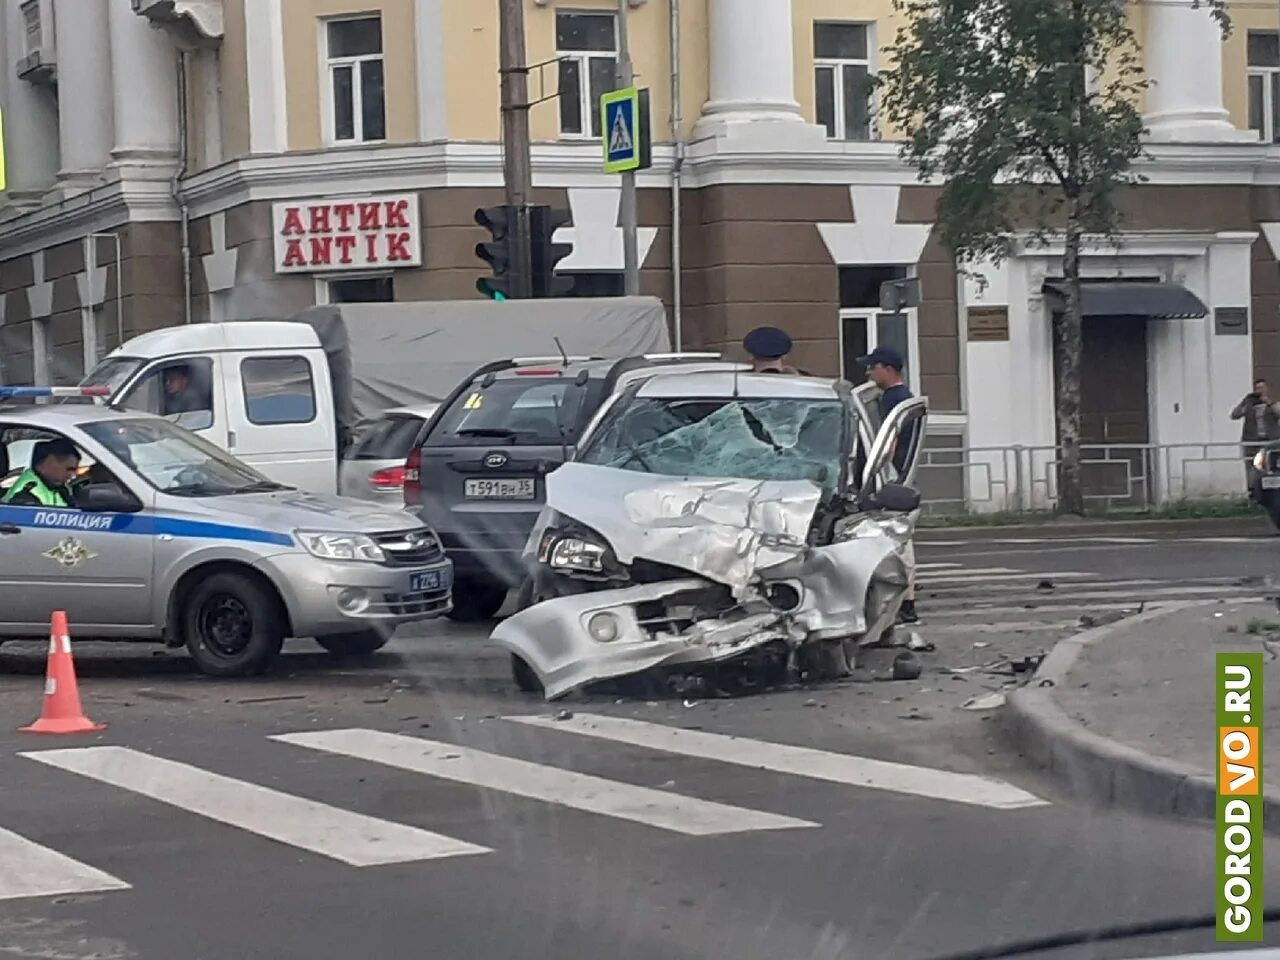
[{"left": 540, "top": 462, "right": 826, "bottom": 596}]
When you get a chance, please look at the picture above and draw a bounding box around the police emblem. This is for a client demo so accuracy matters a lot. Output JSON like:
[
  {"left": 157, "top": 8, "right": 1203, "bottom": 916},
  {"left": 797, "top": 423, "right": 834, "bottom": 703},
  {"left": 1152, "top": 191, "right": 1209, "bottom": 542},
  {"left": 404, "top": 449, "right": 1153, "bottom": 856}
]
[{"left": 43, "top": 537, "right": 97, "bottom": 569}]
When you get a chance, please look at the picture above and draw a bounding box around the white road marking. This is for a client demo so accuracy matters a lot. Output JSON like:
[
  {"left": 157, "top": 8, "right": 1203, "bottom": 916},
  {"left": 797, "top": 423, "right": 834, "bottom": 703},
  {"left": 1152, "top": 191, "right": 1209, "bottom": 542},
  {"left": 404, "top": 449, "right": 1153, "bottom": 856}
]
[
  {"left": 918, "top": 571, "right": 1097, "bottom": 585},
  {"left": 274, "top": 729, "right": 814, "bottom": 836},
  {"left": 915, "top": 562, "right": 963, "bottom": 570},
  {"left": 0, "top": 826, "right": 130, "bottom": 902},
  {"left": 21, "top": 746, "right": 489, "bottom": 867},
  {"left": 928, "top": 584, "right": 1259, "bottom": 608},
  {"left": 506, "top": 714, "right": 1048, "bottom": 811}
]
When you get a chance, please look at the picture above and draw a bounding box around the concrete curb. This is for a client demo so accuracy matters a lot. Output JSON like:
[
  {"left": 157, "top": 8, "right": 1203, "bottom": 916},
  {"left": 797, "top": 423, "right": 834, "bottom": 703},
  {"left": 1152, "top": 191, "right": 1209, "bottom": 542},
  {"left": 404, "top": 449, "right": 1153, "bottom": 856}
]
[
  {"left": 917, "top": 515, "right": 1273, "bottom": 540},
  {"left": 1003, "top": 601, "right": 1280, "bottom": 830}
]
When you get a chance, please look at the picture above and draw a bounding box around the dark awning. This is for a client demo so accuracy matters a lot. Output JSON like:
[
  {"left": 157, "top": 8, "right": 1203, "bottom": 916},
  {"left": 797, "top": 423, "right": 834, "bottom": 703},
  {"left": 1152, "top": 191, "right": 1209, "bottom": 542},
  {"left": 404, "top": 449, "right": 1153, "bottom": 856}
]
[{"left": 1041, "top": 281, "right": 1208, "bottom": 320}]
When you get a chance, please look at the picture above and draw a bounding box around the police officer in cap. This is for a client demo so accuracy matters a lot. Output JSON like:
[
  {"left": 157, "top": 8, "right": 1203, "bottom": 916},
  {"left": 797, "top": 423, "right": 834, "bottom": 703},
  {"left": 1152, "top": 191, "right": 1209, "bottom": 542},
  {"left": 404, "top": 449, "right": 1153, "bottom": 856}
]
[{"left": 743, "top": 326, "right": 806, "bottom": 374}]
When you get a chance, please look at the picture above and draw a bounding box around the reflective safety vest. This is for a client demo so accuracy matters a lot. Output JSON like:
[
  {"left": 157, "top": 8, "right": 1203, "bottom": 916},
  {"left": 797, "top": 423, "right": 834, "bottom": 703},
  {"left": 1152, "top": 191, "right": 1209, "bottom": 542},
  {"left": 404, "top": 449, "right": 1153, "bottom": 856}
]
[{"left": 1, "top": 468, "right": 70, "bottom": 507}]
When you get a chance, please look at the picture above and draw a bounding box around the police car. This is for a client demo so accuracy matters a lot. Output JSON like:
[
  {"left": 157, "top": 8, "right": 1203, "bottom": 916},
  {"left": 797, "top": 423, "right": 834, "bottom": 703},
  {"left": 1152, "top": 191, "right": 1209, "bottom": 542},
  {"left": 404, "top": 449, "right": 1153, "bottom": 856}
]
[{"left": 0, "top": 388, "right": 453, "bottom": 676}]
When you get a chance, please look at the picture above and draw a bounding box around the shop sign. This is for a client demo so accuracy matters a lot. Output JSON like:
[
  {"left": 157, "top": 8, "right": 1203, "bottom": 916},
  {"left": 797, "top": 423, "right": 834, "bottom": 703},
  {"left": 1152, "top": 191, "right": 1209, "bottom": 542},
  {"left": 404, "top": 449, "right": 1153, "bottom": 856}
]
[{"left": 272, "top": 194, "right": 422, "bottom": 273}]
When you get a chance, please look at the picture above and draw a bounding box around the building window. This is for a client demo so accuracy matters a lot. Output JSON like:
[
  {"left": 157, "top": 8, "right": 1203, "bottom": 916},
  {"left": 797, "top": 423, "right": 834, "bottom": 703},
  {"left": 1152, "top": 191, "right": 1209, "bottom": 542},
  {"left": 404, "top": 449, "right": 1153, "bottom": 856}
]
[
  {"left": 557, "top": 11, "right": 617, "bottom": 138},
  {"left": 814, "top": 22, "right": 874, "bottom": 141},
  {"left": 838, "top": 266, "right": 918, "bottom": 392},
  {"left": 241, "top": 356, "right": 317, "bottom": 426},
  {"left": 1248, "top": 31, "right": 1280, "bottom": 143},
  {"left": 325, "top": 16, "right": 386, "bottom": 144},
  {"left": 323, "top": 276, "right": 396, "bottom": 304}
]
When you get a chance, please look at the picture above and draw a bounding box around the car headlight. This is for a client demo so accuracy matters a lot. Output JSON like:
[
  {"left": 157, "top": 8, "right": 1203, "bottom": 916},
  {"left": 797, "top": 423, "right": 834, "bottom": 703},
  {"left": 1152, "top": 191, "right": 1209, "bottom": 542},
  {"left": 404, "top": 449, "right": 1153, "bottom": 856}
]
[
  {"left": 549, "top": 536, "right": 607, "bottom": 573},
  {"left": 1255, "top": 450, "right": 1268, "bottom": 471},
  {"left": 297, "top": 531, "right": 385, "bottom": 562}
]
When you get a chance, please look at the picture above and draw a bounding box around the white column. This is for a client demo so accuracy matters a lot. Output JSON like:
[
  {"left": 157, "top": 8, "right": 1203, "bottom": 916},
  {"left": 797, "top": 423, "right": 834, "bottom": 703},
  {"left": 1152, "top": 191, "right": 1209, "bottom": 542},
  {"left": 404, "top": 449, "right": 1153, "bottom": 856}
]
[
  {"left": 1143, "top": 0, "right": 1249, "bottom": 142},
  {"left": 694, "top": 0, "right": 824, "bottom": 141},
  {"left": 53, "top": 0, "right": 114, "bottom": 186},
  {"left": 2, "top": 0, "right": 60, "bottom": 202},
  {"left": 108, "top": 2, "right": 179, "bottom": 167}
]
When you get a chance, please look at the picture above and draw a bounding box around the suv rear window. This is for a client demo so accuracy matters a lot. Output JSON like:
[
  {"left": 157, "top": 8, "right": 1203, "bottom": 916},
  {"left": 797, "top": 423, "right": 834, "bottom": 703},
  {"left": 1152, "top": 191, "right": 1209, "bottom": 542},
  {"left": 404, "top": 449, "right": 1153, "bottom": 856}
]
[
  {"left": 425, "top": 376, "right": 599, "bottom": 447},
  {"left": 350, "top": 415, "right": 425, "bottom": 460}
]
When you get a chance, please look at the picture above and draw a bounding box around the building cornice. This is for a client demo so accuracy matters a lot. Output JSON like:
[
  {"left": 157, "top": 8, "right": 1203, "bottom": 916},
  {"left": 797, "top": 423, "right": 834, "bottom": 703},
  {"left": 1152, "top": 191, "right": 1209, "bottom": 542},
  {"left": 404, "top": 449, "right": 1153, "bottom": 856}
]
[{"left": 4, "top": 140, "right": 1280, "bottom": 257}]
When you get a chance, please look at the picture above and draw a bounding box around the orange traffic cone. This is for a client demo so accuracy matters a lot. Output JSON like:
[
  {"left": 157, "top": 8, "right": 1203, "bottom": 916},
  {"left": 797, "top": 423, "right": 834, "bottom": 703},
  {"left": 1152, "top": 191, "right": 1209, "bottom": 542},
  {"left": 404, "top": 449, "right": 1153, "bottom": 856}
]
[{"left": 19, "top": 611, "right": 105, "bottom": 735}]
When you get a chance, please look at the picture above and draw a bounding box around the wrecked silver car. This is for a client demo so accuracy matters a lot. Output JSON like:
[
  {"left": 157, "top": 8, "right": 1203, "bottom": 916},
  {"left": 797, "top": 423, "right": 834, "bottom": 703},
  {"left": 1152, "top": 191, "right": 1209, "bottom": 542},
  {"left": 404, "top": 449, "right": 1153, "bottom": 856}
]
[{"left": 491, "top": 369, "right": 928, "bottom": 700}]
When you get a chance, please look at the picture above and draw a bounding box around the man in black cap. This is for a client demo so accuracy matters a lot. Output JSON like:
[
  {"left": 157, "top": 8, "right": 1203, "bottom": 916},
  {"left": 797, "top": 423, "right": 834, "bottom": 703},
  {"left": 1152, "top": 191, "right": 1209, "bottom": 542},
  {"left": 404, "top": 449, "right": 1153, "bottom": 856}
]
[
  {"left": 743, "top": 326, "right": 801, "bottom": 374},
  {"left": 860, "top": 345, "right": 920, "bottom": 625}
]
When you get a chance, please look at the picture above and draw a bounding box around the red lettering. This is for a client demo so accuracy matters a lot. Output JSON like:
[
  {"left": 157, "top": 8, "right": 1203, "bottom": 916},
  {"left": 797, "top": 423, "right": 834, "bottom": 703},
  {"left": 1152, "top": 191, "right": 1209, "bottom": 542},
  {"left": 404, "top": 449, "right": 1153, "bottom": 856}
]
[
  {"left": 387, "top": 232, "right": 413, "bottom": 262},
  {"left": 282, "top": 238, "right": 307, "bottom": 268},
  {"left": 334, "top": 203, "right": 357, "bottom": 232},
  {"left": 365, "top": 234, "right": 379, "bottom": 263},
  {"left": 309, "top": 237, "right": 333, "bottom": 266},
  {"left": 385, "top": 198, "right": 411, "bottom": 229},
  {"left": 281, "top": 207, "right": 305, "bottom": 235},
  {"left": 358, "top": 202, "right": 381, "bottom": 231},
  {"left": 334, "top": 235, "right": 357, "bottom": 265},
  {"left": 309, "top": 205, "right": 332, "bottom": 233}
]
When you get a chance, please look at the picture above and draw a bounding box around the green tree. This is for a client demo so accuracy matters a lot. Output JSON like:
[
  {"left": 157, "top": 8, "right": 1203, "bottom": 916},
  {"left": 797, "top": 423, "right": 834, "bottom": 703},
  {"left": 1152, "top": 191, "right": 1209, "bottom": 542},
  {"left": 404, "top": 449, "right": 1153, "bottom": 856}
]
[{"left": 877, "top": 0, "right": 1228, "bottom": 515}]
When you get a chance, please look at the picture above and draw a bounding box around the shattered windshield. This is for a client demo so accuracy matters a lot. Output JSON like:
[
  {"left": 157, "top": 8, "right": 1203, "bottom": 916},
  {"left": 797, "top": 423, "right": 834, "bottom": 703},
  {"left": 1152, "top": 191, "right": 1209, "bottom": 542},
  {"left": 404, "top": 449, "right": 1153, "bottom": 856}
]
[{"left": 578, "top": 396, "right": 847, "bottom": 489}]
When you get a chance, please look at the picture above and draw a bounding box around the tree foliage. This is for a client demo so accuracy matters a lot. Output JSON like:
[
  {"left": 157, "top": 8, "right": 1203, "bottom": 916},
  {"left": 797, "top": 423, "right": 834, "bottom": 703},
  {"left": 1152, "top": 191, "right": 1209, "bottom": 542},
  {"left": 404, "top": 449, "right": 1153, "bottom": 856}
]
[{"left": 876, "top": 0, "right": 1229, "bottom": 514}]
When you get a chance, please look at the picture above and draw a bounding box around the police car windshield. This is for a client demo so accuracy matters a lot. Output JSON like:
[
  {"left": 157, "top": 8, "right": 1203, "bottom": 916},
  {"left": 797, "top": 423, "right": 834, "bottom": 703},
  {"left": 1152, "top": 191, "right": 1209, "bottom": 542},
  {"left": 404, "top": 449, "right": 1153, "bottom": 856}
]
[{"left": 80, "top": 417, "right": 290, "bottom": 497}]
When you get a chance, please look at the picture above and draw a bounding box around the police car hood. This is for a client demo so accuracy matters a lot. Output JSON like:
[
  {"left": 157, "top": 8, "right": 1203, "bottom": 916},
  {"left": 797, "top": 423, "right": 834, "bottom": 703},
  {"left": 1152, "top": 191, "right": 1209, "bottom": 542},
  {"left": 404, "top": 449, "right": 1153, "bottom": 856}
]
[{"left": 178, "top": 490, "right": 422, "bottom": 535}]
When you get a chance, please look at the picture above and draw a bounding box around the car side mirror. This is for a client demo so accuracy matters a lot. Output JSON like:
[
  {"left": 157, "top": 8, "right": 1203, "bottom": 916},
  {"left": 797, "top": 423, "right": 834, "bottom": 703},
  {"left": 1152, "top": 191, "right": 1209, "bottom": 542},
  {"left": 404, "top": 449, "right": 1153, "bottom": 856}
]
[
  {"left": 167, "top": 410, "right": 213, "bottom": 432},
  {"left": 76, "top": 483, "right": 142, "bottom": 514},
  {"left": 863, "top": 483, "right": 921, "bottom": 513}
]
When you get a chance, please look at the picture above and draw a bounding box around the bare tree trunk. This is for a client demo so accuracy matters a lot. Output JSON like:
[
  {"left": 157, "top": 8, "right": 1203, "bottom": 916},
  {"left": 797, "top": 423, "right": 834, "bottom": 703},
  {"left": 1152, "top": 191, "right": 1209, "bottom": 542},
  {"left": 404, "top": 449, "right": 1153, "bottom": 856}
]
[{"left": 1055, "top": 217, "right": 1085, "bottom": 515}]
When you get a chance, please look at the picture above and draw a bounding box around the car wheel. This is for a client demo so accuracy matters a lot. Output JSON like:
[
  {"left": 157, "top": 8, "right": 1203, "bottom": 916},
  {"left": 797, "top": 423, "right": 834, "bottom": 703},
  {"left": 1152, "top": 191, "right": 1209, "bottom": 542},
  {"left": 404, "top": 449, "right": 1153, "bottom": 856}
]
[
  {"left": 447, "top": 579, "right": 508, "bottom": 622},
  {"left": 183, "top": 572, "right": 286, "bottom": 677},
  {"left": 511, "top": 654, "right": 544, "bottom": 694},
  {"left": 315, "top": 631, "right": 390, "bottom": 656}
]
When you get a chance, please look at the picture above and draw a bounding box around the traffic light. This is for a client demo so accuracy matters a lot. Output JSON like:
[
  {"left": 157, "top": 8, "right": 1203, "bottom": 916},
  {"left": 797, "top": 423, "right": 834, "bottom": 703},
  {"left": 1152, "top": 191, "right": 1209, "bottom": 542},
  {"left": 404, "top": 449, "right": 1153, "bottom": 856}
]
[
  {"left": 529, "top": 204, "right": 574, "bottom": 299},
  {"left": 474, "top": 204, "right": 518, "bottom": 300}
]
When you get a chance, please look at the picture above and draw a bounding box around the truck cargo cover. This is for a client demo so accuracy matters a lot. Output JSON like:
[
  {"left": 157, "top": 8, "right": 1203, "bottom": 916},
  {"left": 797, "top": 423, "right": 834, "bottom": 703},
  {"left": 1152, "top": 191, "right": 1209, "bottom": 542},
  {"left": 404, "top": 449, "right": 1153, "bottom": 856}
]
[{"left": 288, "top": 297, "right": 670, "bottom": 450}]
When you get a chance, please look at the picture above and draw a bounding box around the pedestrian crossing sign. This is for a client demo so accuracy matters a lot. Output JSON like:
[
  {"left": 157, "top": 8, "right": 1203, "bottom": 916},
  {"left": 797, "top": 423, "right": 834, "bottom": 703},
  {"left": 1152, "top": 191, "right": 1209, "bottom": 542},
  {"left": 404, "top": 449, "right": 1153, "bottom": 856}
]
[{"left": 601, "top": 87, "right": 641, "bottom": 174}]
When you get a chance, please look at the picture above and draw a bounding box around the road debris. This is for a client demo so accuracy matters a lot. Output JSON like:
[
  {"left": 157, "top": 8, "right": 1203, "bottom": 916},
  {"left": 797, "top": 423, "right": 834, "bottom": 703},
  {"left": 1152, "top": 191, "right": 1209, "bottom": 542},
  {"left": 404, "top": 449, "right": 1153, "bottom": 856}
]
[
  {"left": 906, "top": 632, "right": 934, "bottom": 652},
  {"left": 554, "top": 709, "right": 575, "bottom": 721},
  {"left": 892, "top": 651, "right": 923, "bottom": 681},
  {"left": 962, "top": 692, "right": 1007, "bottom": 711},
  {"left": 1036, "top": 579, "right": 1055, "bottom": 591}
]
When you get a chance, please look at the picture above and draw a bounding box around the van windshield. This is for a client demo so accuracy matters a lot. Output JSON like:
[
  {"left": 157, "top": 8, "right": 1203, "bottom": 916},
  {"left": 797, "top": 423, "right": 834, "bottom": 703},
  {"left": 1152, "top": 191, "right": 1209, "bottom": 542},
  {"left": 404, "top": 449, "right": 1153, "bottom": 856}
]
[
  {"left": 81, "top": 357, "right": 145, "bottom": 395},
  {"left": 80, "top": 417, "right": 289, "bottom": 497}
]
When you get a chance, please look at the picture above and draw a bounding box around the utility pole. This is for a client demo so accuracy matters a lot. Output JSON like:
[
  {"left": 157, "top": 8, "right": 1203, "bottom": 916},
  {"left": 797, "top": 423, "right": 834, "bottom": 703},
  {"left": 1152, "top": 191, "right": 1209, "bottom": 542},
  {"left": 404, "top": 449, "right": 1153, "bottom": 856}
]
[
  {"left": 498, "top": 0, "right": 533, "bottom": 297},
  {"left": 616, "top": 0, "right": 639, "bottom": 295}
]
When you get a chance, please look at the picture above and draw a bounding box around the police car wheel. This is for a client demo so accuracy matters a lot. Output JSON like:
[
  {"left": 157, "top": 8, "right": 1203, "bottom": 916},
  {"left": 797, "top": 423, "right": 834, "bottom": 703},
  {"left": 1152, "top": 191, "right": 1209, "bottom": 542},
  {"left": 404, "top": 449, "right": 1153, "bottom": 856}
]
[
  {"left": 315, "top": 631, "right": 389, "bottom": 656},
  {"left": 183, "top": 572, "right": 285, "bottom": 677}
]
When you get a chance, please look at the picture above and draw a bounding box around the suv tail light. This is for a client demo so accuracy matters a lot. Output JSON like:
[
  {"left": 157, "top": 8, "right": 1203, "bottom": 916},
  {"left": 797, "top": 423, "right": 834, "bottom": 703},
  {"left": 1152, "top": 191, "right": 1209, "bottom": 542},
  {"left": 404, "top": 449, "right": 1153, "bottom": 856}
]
[
  {"left": 403, "top": 448, "right": 423, "bottom": 506},
  {"left": 370, "top": 465, "right": 406, "bottom": 490}
]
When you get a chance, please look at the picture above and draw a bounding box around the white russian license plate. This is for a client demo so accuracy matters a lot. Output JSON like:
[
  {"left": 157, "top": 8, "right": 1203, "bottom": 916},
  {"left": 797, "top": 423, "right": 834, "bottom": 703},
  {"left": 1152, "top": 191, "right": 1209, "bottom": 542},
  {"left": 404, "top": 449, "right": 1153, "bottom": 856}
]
[
  {"left": 464, "top": 477, "right": 535, "bottom": 500},
  {"left": 1261, "top": 476, "right": 1280, "bottom": 490},
  {"left": 411, "top": 569, "right": 451, "bottom": 593}
]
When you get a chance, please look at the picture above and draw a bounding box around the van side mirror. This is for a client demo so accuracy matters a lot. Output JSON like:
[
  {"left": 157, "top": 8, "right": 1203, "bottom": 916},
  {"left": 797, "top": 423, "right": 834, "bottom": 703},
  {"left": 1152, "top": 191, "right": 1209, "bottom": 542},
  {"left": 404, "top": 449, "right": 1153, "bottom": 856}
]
[
  {"left": 168, "top": 410, "right": 213, "bottom": 432},
  {"left": 76, "top": 483, "right": 142, "bottom": 514}
]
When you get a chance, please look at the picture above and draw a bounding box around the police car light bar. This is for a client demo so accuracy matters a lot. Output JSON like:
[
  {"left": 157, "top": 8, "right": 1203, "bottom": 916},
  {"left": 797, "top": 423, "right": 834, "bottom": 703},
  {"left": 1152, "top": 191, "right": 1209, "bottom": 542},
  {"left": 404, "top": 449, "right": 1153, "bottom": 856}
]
[{"left": 0, "top": 386, "right": 111, "bottom": 399}]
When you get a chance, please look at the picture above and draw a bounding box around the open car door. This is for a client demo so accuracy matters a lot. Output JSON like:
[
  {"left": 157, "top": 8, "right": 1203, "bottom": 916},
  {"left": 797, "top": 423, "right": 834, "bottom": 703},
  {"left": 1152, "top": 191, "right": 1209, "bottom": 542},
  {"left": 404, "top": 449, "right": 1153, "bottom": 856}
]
[{"left": 859, "top": 396, "right": 929, "bottom": 498}]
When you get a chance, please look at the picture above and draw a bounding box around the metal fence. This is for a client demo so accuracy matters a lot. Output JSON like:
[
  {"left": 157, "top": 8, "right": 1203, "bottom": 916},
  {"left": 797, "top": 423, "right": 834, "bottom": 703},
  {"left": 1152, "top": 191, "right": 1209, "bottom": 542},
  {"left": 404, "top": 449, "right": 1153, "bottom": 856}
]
[{"left": 915, "top": 441, "right": 1250, "bottom": 515}]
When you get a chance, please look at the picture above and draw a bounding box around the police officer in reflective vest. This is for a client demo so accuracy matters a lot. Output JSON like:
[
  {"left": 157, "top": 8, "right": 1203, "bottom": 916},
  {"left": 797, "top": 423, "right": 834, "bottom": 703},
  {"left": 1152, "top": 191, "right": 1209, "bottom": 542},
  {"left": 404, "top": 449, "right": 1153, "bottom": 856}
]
[{"left": 2, "top": 438, "right": 81, "bottom": 508}]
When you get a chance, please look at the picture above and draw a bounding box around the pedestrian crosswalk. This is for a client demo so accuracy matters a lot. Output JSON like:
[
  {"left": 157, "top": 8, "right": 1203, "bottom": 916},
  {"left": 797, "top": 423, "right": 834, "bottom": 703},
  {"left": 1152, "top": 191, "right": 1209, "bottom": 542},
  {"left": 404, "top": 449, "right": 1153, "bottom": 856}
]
[
  {"left": 0, "top": 714, "right": 1048, "bottom": 904},
  {"left": 913, "top": 560, "right": 1269, "bottom": 615}
]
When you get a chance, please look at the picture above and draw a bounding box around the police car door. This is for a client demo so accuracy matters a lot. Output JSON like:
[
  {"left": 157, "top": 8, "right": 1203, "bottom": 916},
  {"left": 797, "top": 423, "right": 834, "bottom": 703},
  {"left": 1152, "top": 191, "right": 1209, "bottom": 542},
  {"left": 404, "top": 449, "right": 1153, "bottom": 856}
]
[{"left": 0, "top": 424, "right": 156, "bottom": 636}]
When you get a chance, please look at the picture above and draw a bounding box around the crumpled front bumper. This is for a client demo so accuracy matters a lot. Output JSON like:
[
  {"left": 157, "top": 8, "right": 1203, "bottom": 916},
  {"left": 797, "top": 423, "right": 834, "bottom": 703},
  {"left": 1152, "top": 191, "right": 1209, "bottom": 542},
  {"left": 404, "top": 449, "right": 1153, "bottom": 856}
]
[{"left": 491, "top": 530, "right": 908, "bottom": 701}]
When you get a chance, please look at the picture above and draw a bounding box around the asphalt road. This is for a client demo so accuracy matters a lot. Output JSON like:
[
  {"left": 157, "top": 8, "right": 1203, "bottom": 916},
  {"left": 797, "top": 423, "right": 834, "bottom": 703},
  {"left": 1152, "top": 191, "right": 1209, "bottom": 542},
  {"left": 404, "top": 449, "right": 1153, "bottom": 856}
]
[{"left": 0, "top": 528, "right": 1277, "bottom": 960}]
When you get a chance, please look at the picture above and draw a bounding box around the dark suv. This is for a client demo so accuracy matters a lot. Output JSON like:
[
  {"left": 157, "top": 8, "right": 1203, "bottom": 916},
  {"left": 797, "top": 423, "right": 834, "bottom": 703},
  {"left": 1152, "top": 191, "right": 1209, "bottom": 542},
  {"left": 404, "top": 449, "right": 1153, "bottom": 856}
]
[{"left": 404, "top": 353, "right": 721, "bottom": 620}]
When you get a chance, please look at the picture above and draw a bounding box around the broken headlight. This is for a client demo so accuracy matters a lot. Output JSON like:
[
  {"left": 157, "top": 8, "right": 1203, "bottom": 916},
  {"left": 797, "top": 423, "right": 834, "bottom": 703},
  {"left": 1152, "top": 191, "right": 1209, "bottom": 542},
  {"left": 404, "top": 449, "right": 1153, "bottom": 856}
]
[{"left": 550, "top": 537, "right": 607, "bottom": 573}]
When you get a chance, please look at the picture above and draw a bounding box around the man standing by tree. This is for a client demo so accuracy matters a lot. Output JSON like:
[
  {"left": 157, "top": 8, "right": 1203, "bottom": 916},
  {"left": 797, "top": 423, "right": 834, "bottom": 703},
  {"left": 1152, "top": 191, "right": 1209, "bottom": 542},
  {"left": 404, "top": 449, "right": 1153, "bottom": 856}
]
[
  {"left": 1232, "top": 378, "right": 1280, "bottom": 492},
  {"left": 876, "top": 0, "right": 1229, "bottom": 516}
]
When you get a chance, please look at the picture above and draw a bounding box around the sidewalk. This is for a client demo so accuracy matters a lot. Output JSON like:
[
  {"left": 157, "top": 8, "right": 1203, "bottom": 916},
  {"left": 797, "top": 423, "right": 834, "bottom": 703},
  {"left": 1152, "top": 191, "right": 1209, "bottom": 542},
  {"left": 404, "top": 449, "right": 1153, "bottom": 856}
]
[{"left": 1005, "top": 599, "right": 1280, "bottom": 829}]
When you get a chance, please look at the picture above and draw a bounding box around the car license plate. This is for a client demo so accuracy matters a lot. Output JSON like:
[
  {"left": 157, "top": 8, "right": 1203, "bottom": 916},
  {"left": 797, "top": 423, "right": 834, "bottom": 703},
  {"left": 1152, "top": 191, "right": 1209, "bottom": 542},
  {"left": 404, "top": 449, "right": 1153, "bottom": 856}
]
[
  {"left": 1261, "top": 476, "right": 1280, "bottom": 490},
  {"left": 464, "top": 477, "right": 535, "bottom": 500},
  {"left": 411, "top": 569, "right": 451, "bottom": 593}
]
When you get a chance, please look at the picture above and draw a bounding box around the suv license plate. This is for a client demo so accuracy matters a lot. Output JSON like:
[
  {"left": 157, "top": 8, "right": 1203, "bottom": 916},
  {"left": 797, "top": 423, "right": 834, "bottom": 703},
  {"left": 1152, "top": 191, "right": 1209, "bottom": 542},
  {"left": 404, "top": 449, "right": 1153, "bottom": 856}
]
[
  {"left": 411, "top": 569, "right": 451, "bottom": 593},
  {"left": 1262, "top": 476, "right": 1280, "bottom": 490},
  {"left": 464, "top": 478, "right": 535, "bottom": 500}
]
